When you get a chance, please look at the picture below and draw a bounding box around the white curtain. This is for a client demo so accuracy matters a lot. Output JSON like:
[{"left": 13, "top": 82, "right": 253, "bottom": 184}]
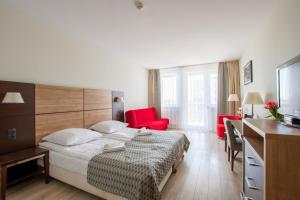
[
  {"left": 160, "top": 63, "right": 218, "bottom": 132},
  {"left": 160, "top": 68, "right": 182, "bottom": 129}
]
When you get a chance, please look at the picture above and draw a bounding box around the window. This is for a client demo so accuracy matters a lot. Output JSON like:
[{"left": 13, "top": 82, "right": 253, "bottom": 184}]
[
  {"left": 160, "top": 64, "right": 218, "bottom": 131},
  {"left": 187, "top": 73, "right": 205, "bottom": 126},
  {"left": 185, "top": 71, "right": 217, "bottom": 128},
  {"left": 161, "top": 75, "right": 178, "bottom": 108}
]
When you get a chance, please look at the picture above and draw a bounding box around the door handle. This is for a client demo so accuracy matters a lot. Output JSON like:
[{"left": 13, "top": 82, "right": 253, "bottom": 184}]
[
  {"left": 240, "top": 192, "right": 254, "bottom": 200},
  {"left": 246, "top": 176, "right": 260, "bottom": 190},
  {"left": 246, "top": 156, "right": 261, "bottom": 167}
]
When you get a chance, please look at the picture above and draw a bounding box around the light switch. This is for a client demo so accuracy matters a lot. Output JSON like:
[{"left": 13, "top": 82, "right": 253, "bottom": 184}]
[{"left": 8, "top": 128, "right": 17, "bottom": 140}]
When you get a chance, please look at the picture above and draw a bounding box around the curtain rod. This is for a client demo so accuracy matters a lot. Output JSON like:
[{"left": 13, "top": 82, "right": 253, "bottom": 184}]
[{"left": 149, "top": 59, "right": 239, "bottom": 70}]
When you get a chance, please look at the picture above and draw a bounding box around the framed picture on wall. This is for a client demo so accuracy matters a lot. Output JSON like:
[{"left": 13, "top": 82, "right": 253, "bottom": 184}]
[{"left": 244, "top": 60, "right": 253, "bottom": 85}]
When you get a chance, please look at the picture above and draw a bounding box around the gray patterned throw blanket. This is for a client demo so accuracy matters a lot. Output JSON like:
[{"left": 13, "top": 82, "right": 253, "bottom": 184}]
[{"left": 87, "top": 131, "right": 190, "bottom": 200}]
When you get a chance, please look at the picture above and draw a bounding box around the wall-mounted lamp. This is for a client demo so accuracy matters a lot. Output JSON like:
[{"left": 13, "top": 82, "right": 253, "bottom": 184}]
[
  {"left": 114, "top": 97, "right": 124, "bottom": 103},
  {"left": 1, "top": 92, "right": 24, "bottom": 104}
]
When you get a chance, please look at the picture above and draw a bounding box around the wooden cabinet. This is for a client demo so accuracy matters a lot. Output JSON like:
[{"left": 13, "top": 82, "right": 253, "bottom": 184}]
[{"left": 242, "top": 119, "right": 300, "bottom": 200}]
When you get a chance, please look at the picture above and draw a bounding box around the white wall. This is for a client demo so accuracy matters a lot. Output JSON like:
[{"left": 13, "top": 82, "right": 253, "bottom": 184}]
[
  {"left": 0, "top": 2, "right": 148, "bottom": 110},
  {"left": 240, "top": 0, "right": 300, "bottom": 117}
]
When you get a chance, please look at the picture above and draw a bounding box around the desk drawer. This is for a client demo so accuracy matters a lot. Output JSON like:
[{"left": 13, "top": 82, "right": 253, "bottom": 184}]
[
  {"left": 244, "top": 141, "right": 264, "bottom": 200},
  {"left": 245, "top": 177, "right": 263, "bottom": 200}
]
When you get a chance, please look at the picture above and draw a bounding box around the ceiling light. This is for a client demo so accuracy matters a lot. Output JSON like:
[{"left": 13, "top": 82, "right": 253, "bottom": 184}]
[{"left": 135, "top": 0, "right": 144, "bottom": 11}]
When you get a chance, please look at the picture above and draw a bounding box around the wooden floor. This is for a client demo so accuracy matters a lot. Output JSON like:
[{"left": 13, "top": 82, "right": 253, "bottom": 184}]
[{"left": 7, "top": 132, "right": 242, "bottom": 200}]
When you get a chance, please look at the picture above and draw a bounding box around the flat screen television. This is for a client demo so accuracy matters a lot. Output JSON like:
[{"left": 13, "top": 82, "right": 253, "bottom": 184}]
[{"left": 277, "top": 55, "right": 300, "bottom": 119}]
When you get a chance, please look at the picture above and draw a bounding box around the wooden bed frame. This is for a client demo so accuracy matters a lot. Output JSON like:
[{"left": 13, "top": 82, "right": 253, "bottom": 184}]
[{"left": 35, "top": 84, "right": 113, "bottom": 144}]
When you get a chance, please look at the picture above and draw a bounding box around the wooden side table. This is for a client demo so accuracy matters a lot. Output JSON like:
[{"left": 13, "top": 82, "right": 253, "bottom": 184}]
[{"left": 0, "top": 147, "right": 49, "bottom": 200}]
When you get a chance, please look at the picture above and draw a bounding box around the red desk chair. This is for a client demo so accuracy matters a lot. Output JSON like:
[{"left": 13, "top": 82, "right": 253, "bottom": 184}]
[{"left": 216, "top": 115, "right": 241, "bottom": 138}]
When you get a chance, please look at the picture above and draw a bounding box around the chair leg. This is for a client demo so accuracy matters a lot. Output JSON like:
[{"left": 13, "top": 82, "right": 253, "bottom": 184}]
[
  {"left": 231, "top": 149, "right": 234, "bottom": 171},
  {"left": 225, "top": 137, "right": 227, "bottom": 152},
  {"left": 234, "top": 151, "right": 239, "bottom": 159},
  {"left": 228, "top": 147, "right": 230, "bottom": 162}
]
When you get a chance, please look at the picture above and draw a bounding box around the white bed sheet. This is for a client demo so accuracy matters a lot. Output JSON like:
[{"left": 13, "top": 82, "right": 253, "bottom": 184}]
[
  {"left": 40, "top": 137, "right": 124, "bottom": 161},
  {"left": 49, "top": 150, "right": 89, "bottom": 176}
]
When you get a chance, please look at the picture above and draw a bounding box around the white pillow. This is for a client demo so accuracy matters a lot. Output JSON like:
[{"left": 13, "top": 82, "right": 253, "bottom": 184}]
[
  {"left": 90, "top": 120, "right": 128, "bottom": 134},
  {"left": 42, "top": 128, "right": 102, "bottom": 146}
]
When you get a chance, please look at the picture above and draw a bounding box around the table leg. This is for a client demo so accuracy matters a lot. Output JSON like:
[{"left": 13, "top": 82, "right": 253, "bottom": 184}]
[
  {"left": 43, "top": 152, "right": 50, "bottom": 184},
  {"left": 0, "top": 165, "right": 7, "bottom": 200}
]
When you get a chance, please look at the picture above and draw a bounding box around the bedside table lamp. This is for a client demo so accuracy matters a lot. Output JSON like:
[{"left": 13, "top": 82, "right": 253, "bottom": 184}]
[
  {"left": 1, "top": 92, "right": 24, "bottom": 104},
  {"left": 228, "top": 94, "right": 240, "bottom": 115},
  {"left": 242, "top": 92, "right": 263, "bottom": 118},
  {"left": 228, "top": 94, "right": 239, "bottom": 102}
]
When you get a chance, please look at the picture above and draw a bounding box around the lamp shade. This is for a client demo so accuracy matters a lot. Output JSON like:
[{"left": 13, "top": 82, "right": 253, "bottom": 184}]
[
  {"left": 242, "top": 92, "right": 263, "bottom": 105},
  {"left": 2, "top": 92, "right": 24, "bottom": 103},
  {"left": 227, "top": 94, "right": 239, "bottom": 102}
]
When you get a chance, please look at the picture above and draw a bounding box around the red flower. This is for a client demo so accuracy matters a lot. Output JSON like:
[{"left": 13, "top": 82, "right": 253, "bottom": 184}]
[{"left": 264, "top": 101, "right": 279, "bottom": 110}]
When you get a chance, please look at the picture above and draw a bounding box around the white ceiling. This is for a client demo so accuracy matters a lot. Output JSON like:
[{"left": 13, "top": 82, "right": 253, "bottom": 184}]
[{"left": 4, "top": 0, "right": 277, "bottom": 68}]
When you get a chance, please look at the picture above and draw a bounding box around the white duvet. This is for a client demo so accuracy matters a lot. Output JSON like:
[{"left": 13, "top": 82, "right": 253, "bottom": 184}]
[{"left": 40, "top": 138, "right": 125, "bottom": 161}]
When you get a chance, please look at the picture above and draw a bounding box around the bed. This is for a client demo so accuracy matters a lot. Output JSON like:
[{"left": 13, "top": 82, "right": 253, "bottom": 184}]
[
  {"left": 34, "top": 85, "right": 189, "bottom": 200},
  {"left": 39, "top": 128, "right": 189, "bottom": 200}
]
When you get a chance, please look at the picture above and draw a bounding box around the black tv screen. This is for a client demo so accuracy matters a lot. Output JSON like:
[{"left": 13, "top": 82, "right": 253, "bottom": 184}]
[{"left": 278, "top": 55, "right": 300, "bottom": 118}]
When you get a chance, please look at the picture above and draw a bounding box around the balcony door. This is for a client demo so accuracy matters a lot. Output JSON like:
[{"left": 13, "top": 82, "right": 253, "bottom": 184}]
[{"left": 160, "top": 64, "right": 217, "bottom": 132}]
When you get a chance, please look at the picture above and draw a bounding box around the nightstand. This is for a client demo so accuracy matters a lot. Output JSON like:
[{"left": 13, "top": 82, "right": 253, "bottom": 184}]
[{"left": 0, "top": 147, "right": 49, "bottom": 200}]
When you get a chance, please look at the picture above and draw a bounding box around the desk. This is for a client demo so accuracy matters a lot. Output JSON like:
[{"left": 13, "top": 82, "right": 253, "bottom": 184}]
[{"left": 241, "top": 119, "right": 300, "bottom": 200}]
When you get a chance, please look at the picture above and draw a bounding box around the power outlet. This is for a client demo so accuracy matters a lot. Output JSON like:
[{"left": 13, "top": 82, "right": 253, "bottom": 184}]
[{"left": 8, "top": 128, "right": 17, "bottom": 140}]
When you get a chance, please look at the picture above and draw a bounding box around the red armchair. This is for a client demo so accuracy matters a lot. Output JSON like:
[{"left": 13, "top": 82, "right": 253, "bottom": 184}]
[
  {"left": 216, "top": 115, "right": 242, "bottom": 138},
  {"left": 125, "top": 107, "right": 169, "bottom": 130}
]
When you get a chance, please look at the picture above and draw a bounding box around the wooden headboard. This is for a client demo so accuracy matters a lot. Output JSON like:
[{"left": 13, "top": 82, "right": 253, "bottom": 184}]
[{"left": 35, "top": 85, "right": 113, "bottom": 144}]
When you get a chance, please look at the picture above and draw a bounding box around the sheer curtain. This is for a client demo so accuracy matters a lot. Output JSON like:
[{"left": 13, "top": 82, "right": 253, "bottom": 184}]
[
  {"left": 160, "top": 68, "right": 182, "bottom": 129},
  {"left": 160, "top": 64, "right": 218, "bottom": 132}
]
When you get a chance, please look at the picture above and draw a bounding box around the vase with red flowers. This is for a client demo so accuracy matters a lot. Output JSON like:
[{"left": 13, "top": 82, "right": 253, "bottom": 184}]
[{"left": 264, "top": 101, "right": 284, "bottom": 121}]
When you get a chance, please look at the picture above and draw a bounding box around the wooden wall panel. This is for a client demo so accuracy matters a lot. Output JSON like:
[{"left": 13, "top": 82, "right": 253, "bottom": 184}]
[
  {"left": 84, "top": 89, "right": 112, "bottom": 111},
  {"left": 84, "top": 109, "right": 112, "bottom": 128},
  {"left": 0, "top": 81, "right": 35, "bottom": 155},
  {"left": 0, "top": 115, "right": 35, "bottom": 155},
  {"left": 35, "top": 112, "right": 83, "bottom": 144},
  {"left": 36, "top": 85, "right": 83, "bottom": 114}
]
